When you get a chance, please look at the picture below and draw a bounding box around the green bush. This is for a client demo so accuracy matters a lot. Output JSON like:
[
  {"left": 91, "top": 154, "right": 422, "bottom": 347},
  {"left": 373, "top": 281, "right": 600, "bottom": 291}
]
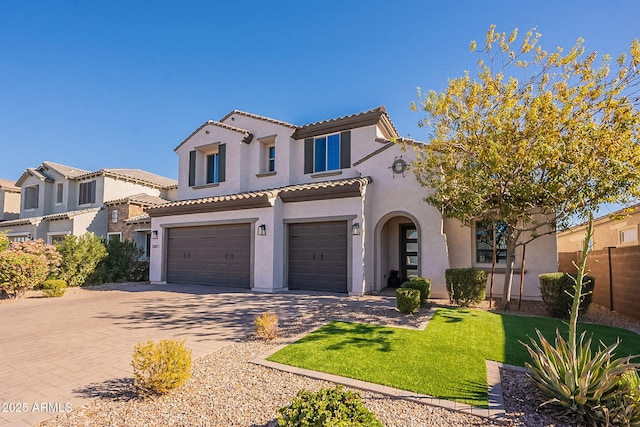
[
  {"left": 524, "top": 329, "right": 638, "bottom": 425},
  {"left": 396, "top": 288, "right": 421, "bottom": 314},
  {"left": 0, "top": 251, "right": 49, "bottom": 298},
  {"left": 539, "top": 272, "right": 595, "bottom": 318},
  {"left": 57, "top": 233, "right": 108, "bottom": 286},
  {"left": 401, "top": 277, "right": 431, "bottom": 305},
  {"left": 277, "top": 386, "right": 383, "bottom": 427},
  {"left": 0, "top": 232, "right": 9, "bottom": 252},
  {"left": 445, "top": 268, "right": 487, "bottom": 307},
  {"left": 41, "top": 279, "right": 67, "bottom": 297},
  {"left": 87, "top": 239, "right": 148, "bottom": 285},
  {"left": 131, "top": 339, "right": 192, "bottom": 396}
]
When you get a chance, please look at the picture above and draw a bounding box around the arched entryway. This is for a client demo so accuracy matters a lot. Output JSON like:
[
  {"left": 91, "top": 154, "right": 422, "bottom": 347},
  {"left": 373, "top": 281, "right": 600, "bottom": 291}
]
[{"left": 375, "top": 212, "right": 421, "bottom": 292}]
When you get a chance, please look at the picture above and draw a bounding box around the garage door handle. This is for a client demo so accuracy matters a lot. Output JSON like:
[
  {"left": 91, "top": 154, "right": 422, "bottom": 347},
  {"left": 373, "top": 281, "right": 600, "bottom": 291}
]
[{"left": 312, "top": 253, "right": 315, "bottom": 260}]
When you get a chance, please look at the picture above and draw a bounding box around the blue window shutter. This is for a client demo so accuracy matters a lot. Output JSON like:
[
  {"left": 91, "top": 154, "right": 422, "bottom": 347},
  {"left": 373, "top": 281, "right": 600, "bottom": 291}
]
[
  {"left": 188, "top": 150, "right": 196, "bottom": 186},
  {"left": 218, "top": 144, "right": 226, "bottom": 182},
  {"left": 304, "top": 138, "right": 314, "bottom": 174},
  {"left": 340, "top": 131, "right": 351, "bottom": 169}
]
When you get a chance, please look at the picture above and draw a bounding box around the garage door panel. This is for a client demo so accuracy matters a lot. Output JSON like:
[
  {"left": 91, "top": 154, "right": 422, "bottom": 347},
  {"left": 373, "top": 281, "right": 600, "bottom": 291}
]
[
  {"left": 288, "top": 221, "right": 348, "bottom": 293},
  {"left": 167, "top": 224, "right": 250, "bottom": 288}
]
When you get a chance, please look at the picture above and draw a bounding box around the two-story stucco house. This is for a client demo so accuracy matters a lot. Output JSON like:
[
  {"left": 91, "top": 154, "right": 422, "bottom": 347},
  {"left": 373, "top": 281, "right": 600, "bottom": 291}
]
[
  {"left": 148, "top": 107, "right": 557, "bottom": 298},
  {"left": 0, "top": 161, "right": 177, "bottom": 244},
  {"left": 0, "top": 179, "right": 20, "bottom": 222}
]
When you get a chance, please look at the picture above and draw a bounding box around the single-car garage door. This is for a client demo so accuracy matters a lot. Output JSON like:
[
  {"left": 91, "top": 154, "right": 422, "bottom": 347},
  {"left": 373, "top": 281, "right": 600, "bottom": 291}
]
[
  {"left": 166, "top": 224, "right": 251, "bottom": 288},
  {"left": 288, "top": 221, "right": 348, "bottom": 292}
]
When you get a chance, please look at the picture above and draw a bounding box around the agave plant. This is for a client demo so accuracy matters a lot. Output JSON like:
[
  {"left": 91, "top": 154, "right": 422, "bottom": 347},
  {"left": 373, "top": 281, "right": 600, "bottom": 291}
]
[
  {"left": 523, "top": 329, "right": 638, "bottom": 424},
  {"left": 603, "top": 369, "right": 640, "bottom": 427}
]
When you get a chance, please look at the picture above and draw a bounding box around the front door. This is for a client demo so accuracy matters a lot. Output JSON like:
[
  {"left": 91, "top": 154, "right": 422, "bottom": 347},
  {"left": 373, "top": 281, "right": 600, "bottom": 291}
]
[{"left": 400, "top": 224, "right": 419, "bottom": 282}]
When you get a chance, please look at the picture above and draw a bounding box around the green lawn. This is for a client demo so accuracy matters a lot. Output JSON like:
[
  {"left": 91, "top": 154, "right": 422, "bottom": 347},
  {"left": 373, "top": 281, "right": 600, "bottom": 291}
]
[{"left": 268, "top": 308, "right": 640, "bottom": 407}]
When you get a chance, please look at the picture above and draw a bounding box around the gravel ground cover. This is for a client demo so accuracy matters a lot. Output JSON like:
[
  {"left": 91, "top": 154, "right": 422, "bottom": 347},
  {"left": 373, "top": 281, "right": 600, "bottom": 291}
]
[{"left": 33, "top": 291, "right": 640, "bottom": 427}]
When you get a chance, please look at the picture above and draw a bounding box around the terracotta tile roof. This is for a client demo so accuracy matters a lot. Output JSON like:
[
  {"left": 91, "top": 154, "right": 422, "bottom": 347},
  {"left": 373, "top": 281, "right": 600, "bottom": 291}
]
[
  {"left": 43, "top": 207, "right": 102, "bottom": 221},
  {"left": 292, "top": 106, "right": 399, "bottom": 140},
  {"left": 147, "top": 177, "right": 372, "bottom": 217},
  {"left": 75, "top": 169, "right": 178, "bottom": 189},
  {"left": 124, "top": 213, "right": 151, "bottom": 224},
  {"left": 0, "top": 179, "right": 20, "bottom": 192},
  {"left": 220, "top": 110, "right": 297, "bottom": 129},
  {"left": 105, "top": 193, "right": 172, "bottom": 206},
  {"left": 174, "top": 120, "right": 254, "bottom": 151},
  {"left": 42, "top": 161, "right": 91, "bottom": 178},
  {"left": 0, "top": 217, "right": 40, "bottom": 227}
]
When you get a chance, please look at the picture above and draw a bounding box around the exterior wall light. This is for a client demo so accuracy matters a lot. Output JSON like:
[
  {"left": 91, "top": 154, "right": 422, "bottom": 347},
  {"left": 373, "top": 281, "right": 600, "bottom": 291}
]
[
  {"left": 351, "top": 223, "right": 360, "bottom": 236},
  {"left": 257, "top": 224, "right": 267, "bottom": 236},
  {"left": 151, "top": 230, "right": 158, "bottom": 239}
]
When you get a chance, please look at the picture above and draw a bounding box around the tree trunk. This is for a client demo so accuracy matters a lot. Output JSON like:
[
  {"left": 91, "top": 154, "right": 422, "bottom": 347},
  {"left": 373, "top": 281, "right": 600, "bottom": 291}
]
[
  {"left": 500, "top": 226, "right": 519, "bottom": 310},
  {"left": 489, "top": 221, "right": 497, "bottom": 309},
  {"left": 517, "top": 244, "right": 526, "bottom": 311}
]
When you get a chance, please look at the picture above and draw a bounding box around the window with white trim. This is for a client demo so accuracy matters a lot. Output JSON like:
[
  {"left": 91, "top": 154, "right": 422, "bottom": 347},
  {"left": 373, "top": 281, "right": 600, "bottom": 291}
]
[
  {"left": 620, "top": 227, "right": 638, "bottom": 244},
  {"left": 314, "top": 134, "right": 341, "bottom": 172},
  {"left": 107, "top": 232, "right": 121, "bottom": 242},
  {"left": 56, "top": 183, "right": 63, "bottom": 204},
  {"left": 206, "top": 153, "right": 220, "bottom": 184}
]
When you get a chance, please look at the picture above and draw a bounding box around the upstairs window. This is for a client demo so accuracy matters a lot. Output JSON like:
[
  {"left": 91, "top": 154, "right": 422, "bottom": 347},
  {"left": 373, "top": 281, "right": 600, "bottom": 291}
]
[
  {"left": 475, "top": 220, "right": 508, "bottom": 264},
  {"left": 79, "top": 180, "right": 96, "bottom": 205},
  {"left": 188, "top": 143, "right": 226, "bottom": 187},
  {"left": 206, "top": 153, "right": 220, "bottom": 184},
  {"left": 56, "top": 183, "right": 63, "bottom": 204},
  {"left": 268, "top": 146, "right": 276, "bottom": 172},
  {"left": 304, "top": 131, "right": 351, "bottom": 174},
  {"left": 23, "top": 185, "right": 39, "bottom": 210},
  {"left": 620, "top": 227, "right": 638, "bottom": 244}
]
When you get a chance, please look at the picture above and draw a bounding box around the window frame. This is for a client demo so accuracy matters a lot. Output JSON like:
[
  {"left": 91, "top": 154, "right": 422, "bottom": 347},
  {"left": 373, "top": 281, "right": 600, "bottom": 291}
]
[
  {"left": 206, "top": 152, "right": 220, "bottom": 184},
  {"left": 23, "top": 185, "right": 39, "bottom": 210},
  {"left": 56, "top": 182, "right": 64, "bottom": 205},
  {"left": 78, "top": 180, "right": 96, "bottom": 206},
  {"left": 474, "top": 220, "right": 508, "bottom": 266},
  {"left": 107, "top": 232, "right": 122, "bottom": 242},
  {"left": 619, "top": 226, "right": 638, "bottom": 245},
  {"left": 313, "top": 133, "right": 341, "bottom": 173}
]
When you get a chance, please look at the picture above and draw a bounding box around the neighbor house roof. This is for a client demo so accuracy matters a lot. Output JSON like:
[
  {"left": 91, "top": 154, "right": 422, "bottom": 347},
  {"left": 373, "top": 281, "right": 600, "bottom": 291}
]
[
  {"left": 0, "top": 207, "right": 102, "bottom": 228},
  {"left": 105, "top": 193, "right": 172, "bottom": 207},
  {"left": 41, "top": 161, "right": 91, "bottom": 179},
  {"left": 0, "top": 179, "right": 20, "bottom": 193},
  {"left": 147, "top": 177, "right": 372, "bottom": 217},
  {"left": 124, "top": 213, "right": 151, "bottom": 225},
  {"left": 220, "top": 110, "right": 297, "bottom": 129}
]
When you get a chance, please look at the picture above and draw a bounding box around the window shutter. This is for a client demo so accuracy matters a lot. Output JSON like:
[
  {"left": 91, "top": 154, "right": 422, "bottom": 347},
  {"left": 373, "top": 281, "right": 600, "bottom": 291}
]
[
  {"left": 304, "top": 138, "right": 314, "bottom": 174},
  {"left": 340, "top": 131, "right": 351, "bottom": 169},
  {"left": 90, "top": 180, "right": 96, "bottom": 204},
  {"left": 188, "top": 150, "right": 196, "bottom": 187},
  {"left": 218, "top": 144, "right": 226, "bottom": 183}
]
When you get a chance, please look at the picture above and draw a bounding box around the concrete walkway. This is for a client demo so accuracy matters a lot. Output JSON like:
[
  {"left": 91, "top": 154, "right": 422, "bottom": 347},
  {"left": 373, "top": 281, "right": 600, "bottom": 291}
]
[{"left": 0, "top": 283, "right": 354, "bottom": 426}]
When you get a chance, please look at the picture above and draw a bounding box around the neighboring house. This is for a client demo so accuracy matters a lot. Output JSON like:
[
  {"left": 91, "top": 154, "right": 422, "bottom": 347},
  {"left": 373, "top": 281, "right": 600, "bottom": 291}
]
[
  {"left": 0, "top": 179, "right": 20, "bottom": 222},
  {"left": 147, "top": 107, "right": 557, "bottom": 298},
  {"left": 0, "top": 161, "right": 177, "bottom": 244},
  {"left": 557, "top": 204, "right": 640, "bottom": 252},
  {"left": 105, "top": 193, "right": 173, "bottom": 259}
]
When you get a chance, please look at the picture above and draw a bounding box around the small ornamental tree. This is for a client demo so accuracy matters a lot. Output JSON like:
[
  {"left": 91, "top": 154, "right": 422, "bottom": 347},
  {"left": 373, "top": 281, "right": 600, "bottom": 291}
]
[
  {"left": 411, "top": 25, "right": 640, "bottom": 309},
  {"left": 10, "top": 238, "right": 61, "bottom": 278}
]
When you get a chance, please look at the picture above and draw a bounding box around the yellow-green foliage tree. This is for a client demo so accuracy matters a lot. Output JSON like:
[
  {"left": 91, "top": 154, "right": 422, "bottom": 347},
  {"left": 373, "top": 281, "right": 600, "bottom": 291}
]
[{"left": 411, "top": 26, "right": 640, "bottom": 308}]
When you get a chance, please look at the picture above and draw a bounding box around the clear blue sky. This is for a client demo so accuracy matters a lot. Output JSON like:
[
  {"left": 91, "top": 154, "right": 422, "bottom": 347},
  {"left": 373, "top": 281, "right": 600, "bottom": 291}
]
[{"left": 1, "top": 0, "right": 639, "bottom": 192}]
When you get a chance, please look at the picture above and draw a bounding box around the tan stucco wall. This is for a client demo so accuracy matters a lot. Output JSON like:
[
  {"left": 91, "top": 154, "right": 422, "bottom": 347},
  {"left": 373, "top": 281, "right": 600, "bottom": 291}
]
[{"left": 558, "top": 210, "right": 640, "bottom": 252}]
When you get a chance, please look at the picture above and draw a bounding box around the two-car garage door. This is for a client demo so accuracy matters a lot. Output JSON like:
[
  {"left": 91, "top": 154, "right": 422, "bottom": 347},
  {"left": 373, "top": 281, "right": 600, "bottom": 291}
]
[
  {"left": 166, "top": 224, "right": 251, "bottom": 288},
  {"left": 165, "top": 221, "right": 348, "bottom": 293}
]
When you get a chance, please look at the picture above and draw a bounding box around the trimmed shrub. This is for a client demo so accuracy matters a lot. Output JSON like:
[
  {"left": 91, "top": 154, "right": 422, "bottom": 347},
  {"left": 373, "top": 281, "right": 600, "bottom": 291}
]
[
  {"left": 401, "top": 277, "right": 431, "bottom": 305},
  {"left": 57, "top": 233, "right": 107, "bottom": 286},
  {"left": 539, "top": 272, "right": 595, "bottom": 318},
  {"left": 254, "top": 312, "right": 279, "bottom": 340},
  {"left": 131, "top": 339, "right": 192, "bottom": 396},
  {"left": 0, "top": 232, "right": 9, "bottom": 252},
  {"left": 42, "top": 279, "right": 67, "bottom": 297},
  {"left": 277, "top": 386, "right": 384, "bottom": 427},
  {"left": 445, "top": 268, "right": 487, "bottom": 307},
  {"left": 0, "top": 251, "right": 49, "bottom": 298},
  {"left": 396, "top": 288, "right": 421, "bottom": 314}
]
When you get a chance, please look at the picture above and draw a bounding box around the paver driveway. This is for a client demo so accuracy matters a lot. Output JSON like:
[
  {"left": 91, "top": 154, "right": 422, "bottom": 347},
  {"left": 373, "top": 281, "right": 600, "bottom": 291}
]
[{"left": 0, "top": 283, "right": 351, "bottom": 426}]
